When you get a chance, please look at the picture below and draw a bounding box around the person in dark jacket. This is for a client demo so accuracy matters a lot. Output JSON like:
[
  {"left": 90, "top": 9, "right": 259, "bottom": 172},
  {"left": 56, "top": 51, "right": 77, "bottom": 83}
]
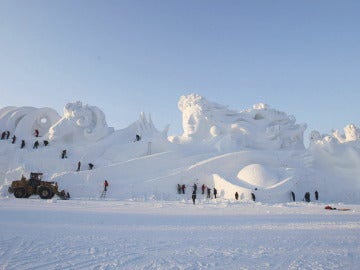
[
  {"left": 33, "top": 140, "right": 39, "bottom": 149},
  {"left": 291, "top": 191, "right": 295, "bottom": 202},
  {"left": 207, "top": 187, "right": 211, "bottom": 198},
  {"left": 213, "top": 188, "right": 218, "bottom": 199},
  {"left": 21, "top": 140, "right": 25, "bottom": 149},
  {"left": 251, "top": 192, "right": 256, "bottom": 201},
  {"left": 192, "top": 191, "right": 196, "bottom": 205},
  {"left": 104, "top": 180, "right": 109, "bottom": 191},
  {"left": 61, "top": 150, "right": 67, "bottom": 159},
  {"left": 315, "top": 190, "right": 319, "bottom": 200},
  {"left": 76, "top": 161, "right": 81, "bottom": 171},
  {"left": 235, "top": 192, "right": 239, "bottom": 200},
  {"left": 193, "top": 183, "right": 197, "bottom": 193},
  {"left": 181, "top": 184, "right": 186, "bottom": 194},
  {"left": 201, "top": 184, "right": 206, "bottom": 194},
  {"left": 134, "top": 134, "right": 141, "bottom": 142},
  {"left": 88, "top": 163, "right": 94, "bottom": 170},
  {"left": 43, "top": 140, "right": 49, "bottom": 146},
  {"left": 11, "top": 135, "right": 16, "bottom": 144}
]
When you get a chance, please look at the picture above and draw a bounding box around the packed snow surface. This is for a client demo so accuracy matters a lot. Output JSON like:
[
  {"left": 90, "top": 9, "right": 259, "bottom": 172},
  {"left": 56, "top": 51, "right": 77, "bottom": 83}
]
[
  {"left": 0, "top": 94, "right": 359, "bottom": 203},
  {"left": 0, "top": 199, "right": 359, "bottom": 270}
]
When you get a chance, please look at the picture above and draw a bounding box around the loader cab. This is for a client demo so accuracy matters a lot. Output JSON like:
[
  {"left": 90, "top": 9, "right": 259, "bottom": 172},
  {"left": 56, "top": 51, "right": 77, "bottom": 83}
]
[{"left": 30, "top": 173, "right": 43, "bottom": 181}]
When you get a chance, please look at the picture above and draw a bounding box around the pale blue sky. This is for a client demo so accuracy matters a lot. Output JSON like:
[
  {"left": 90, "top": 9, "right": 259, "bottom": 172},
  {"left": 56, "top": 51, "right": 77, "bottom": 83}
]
[{"left": 0, "top": 0, "right": 359, "bottom": 140}]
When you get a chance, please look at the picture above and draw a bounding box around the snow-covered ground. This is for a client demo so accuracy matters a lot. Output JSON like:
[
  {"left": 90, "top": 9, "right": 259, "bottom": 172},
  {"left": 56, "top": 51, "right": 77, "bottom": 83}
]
[{"left": 1, "top": 198, "right": 359, "bottom": 270}]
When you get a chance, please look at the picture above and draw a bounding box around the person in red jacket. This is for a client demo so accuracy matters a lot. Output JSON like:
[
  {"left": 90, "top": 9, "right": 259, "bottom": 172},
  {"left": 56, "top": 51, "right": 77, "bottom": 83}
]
[{"left": 104, "top": 180, "right": 109, "bottom": 191}]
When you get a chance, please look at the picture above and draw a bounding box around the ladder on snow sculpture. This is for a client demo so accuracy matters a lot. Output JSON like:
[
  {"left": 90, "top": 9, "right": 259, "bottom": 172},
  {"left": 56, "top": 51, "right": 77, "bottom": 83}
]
[{"left": 100, "top": 190, "right": 107, "bottom": 199}]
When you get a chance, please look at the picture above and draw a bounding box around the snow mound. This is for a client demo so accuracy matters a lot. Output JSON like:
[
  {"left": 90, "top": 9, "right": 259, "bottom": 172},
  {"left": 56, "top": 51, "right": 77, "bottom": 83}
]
[{"left": 237, "top": 164, "right": 280, "bottom": 188}]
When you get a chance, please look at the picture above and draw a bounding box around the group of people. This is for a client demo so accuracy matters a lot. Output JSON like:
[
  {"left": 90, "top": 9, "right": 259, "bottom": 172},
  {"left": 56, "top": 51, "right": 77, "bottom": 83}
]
[
  {"left": 177, "top": 183, "right": 219, "bottom": 204},
  {"left": 60, "top": 150, "right": 94, "bottom": 172},
  {"left": 1, "top": 129, "right": 49, "bottom": 150},
  {"left": 303, "top": 190, "right": 319, "bottom": 202},
  {"left": 180, "top": 185, "right": 319, "bottom": 204},
  {"left": 234, "top": 191, "right": 255, "bottom": 201},
  {"left": 76, "top": 161, "right": 94, "bottom": 172}
]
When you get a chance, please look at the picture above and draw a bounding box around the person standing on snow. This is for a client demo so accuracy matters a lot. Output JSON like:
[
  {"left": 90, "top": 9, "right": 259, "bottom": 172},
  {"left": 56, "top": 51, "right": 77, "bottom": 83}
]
[
  {"left": 315, "top": 190, "right": 319, "bottom": 200},
  {"left": 213, "top": 188, "right": 217, "bottom": 199},
  {"left": 181, "top": 184, "right": 186, "bottom": 194},
  {"left": 192, "top": 191, "right": 196, "bottom": 205},
  {"left": 201, "top": 184, "right": 206, "bottom": 194},
  {"left": 177, "top": 184, "right": 181, "bottom": 194},
  {"left": 235, "top": 192, "right": 239, "bottom": 200},
  {"left": 193, "top": 183, "right": 197, "bottom": 193},
  {"left": 104, "top": 180, "right": 109, "bottom": 191}
]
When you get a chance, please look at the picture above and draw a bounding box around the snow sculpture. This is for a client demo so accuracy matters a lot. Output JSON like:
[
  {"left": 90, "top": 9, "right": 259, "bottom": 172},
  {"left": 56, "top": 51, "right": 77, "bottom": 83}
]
[
  {"left": 309, "top": 125, "right": 360, "bottom": 169},
  {"left": 0, "top": 106, "right": 61, "bottom": 138},
  {"left": 48, "top": 101, "right": 113, "bottom": 143},
  {"left": 170, "top": 94, "right": 307, "bottom": 151}
]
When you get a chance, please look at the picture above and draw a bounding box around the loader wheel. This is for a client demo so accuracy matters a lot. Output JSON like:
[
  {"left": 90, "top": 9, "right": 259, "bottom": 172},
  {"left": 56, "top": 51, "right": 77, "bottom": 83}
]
[
  {"left": 48, "top": 192, "right": 55, "bottom": 199},
  {"left": 14, "top": 188, "right": 26, "bottom": 198},
  {"left": 38, "top": 187, "right": 52, "bottom": 199}
]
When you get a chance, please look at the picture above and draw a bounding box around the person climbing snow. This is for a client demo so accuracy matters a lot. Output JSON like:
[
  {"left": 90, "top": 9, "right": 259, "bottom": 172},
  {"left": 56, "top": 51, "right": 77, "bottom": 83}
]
[
  {"left": 21, "top": 140, "right": 25, "bottom": 149},
  {"left": 134, "top": 134, "right": 141, "bottom": 142},
  {"left": 104, "top": 180, "right": 108, "bottom": 191},
  {"left": 76, "top": 161, "right": 81, "bottom": 172},
  {"left": 33, "top": 140, "right": 39, "bottom": 149},
  {"left": 61, "top": 150, "right": 67, "bottom": 159}
]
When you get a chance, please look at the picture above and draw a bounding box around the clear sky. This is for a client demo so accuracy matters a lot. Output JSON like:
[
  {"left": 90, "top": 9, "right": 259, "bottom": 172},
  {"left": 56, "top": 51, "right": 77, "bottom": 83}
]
[{"left": 0, "top": 0, "right": 359, "bottom": 140}]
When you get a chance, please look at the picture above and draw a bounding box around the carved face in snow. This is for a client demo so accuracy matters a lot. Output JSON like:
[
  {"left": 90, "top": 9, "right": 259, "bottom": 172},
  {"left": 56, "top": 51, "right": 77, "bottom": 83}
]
[
  {"left": 182, "top": 109, "right": 208, "bottom": 137},
  {"left": 179, "top": 95, "right": 211, "bottom": 138}
]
